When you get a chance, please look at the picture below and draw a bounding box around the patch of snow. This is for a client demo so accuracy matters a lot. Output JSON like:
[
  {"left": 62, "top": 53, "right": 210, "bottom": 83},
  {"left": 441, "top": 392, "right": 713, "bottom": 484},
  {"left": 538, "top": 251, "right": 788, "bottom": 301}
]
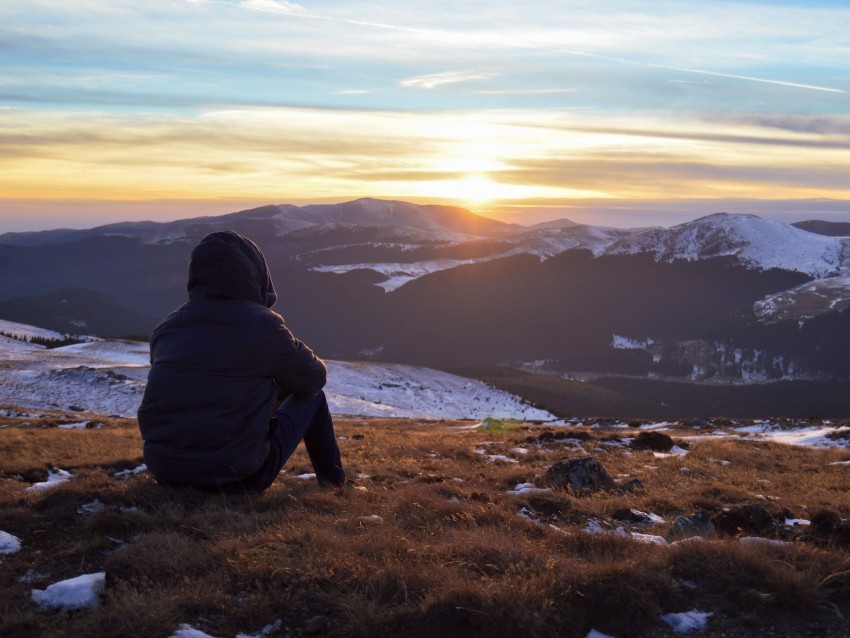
[
  {"left": 293, "top": 473, "right": 317, "bottom": 480},
  {"left": 0, "top": 530, "right": 22, "bottom": 555},
  {"left": 77, "top": 500, "right": 105, "bottom": 515},
  {"left": 58, "top": 421, "right": 92, "bottom": 429},
  {"left": 171, "top": 625, "right": 219, "bottom": 638},
  {"left": 359, "top": 515, "right": 383, "bottom": 525},
  {"left": 236, "top": 620, "right": 283, "bottom": 638},
  {"left": 612, "top": 335, "right": 654, "bottom": 350},
  {"left": 639, "top": 421, "right": 673, "bottom": 430},
  {"left": 506, "top": 483, "right": 552, "bottom": 496},
  {"left": 26, "top": 468, "right": 72, "bottom": 493},
  {"left": 735, "top": 424, "right": 850, "bottom": 448},
  {"left": 114, "top": 464, "right": 147, "bottom": 478},
  {"left": 586, "top": 630, "right": 616, "bottom": 638},
  {"left": 31, "top": 572, "right": 105, "bottom": 610},
  {"left": 654, "top": 446, "right": 689, "bottom": 459},
  {"left": 631, "top": 533, "right": 668, "bottom": 545},
  {"left": 828, "top": 460, "right": 850, "bottom": 466},
  {"left": 785, "top": 518, "right": 810, "bottom": 526},
  {"left": 660, "top": 610, "right": 713, "bottom": 634},
  {"left": 325, "top": 360, "right": 555, "bottom": 420}
]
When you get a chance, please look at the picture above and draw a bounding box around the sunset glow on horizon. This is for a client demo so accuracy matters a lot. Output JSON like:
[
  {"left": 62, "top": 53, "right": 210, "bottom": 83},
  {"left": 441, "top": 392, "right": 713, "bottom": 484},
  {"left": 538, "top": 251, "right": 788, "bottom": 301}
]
[{"left": 2, "top": 1, "right": 850, "bottom": 232}]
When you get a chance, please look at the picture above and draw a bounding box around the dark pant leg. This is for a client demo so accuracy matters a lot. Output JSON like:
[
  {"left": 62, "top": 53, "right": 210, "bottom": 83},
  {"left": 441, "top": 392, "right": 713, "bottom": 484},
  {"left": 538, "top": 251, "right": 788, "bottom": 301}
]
[{"left": 243, "top": 390, "right": 344, "bottom": 492}]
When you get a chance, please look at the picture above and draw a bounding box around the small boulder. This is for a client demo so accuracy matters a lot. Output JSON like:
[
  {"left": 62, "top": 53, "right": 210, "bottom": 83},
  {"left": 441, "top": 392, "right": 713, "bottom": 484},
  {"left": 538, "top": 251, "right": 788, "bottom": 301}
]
[
  {"left": 667, "top": 511, "right": 716, "bottom": 540},
  {"left": 612, "top": 508, "right": 658, "bottom": 524},
  {"left": 544, "top": 458, "right": 613, "bottom": 494},
  {"left": 804, "top": 510, "right": 850, "bottom": 547},
  {"left": 630, "top": 431, "right": 674, "bottom": 452},
  {"left": 621, "top": 478, "right": 646, "bottom": 493},
  {"left": 711, "top": 504, "right": 777, "bottom": 538}
]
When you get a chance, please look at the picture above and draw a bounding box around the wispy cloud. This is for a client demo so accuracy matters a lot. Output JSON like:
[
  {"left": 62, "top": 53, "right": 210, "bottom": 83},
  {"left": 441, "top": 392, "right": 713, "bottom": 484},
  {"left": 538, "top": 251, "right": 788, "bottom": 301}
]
[
  {"left": 400, "top": 70, "right": 497, "bottom": 89},
  {"left": 474, "top": 88, "right": 574, "bottom": 95},
  {"left": 239, "top": 0, "right": 307, "bottom": 16},
  {"left": 649, "top": 64, "right": 847, "bottom": 94}
]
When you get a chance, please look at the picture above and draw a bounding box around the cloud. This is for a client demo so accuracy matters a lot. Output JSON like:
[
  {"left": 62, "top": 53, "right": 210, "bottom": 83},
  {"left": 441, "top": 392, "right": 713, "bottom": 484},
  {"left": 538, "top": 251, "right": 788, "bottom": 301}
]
[
  {"left": 646, "top": 63, "right": 847, "bottom": 95},
  {"left": 400, "top": 70, "right": 497, "bottom": 89},
  {"left": 473, "top": 88, "right": 574, "bottom": 95},
  {"left": 719, "top": 115, "right": 850, "bottom": 137},
  {"left": 239, "top": 0, "right": 307, "bottom": 15}
]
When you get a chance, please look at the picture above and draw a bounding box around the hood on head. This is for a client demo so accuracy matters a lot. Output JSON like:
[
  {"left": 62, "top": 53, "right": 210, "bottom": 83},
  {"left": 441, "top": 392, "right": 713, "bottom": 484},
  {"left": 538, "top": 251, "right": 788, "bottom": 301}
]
[{"left": 187, "top": 231, "right": 277, "bottom": 307}]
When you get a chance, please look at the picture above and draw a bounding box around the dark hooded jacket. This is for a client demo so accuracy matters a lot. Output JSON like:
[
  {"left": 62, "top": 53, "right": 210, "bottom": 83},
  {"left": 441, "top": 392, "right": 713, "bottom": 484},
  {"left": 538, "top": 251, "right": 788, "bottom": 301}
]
[{"left": 137, "top": 231, "right": 326, "bottom": 488}]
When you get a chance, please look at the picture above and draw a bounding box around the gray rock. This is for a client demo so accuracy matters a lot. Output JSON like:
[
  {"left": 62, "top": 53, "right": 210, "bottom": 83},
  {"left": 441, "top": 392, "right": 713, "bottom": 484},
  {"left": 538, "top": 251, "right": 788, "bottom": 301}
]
[
  {"left": 668, "top": 510, "right": 716, "bottom": 540},
  {"left": 544, "top": 457, "right": 613, "bottom": 494}
]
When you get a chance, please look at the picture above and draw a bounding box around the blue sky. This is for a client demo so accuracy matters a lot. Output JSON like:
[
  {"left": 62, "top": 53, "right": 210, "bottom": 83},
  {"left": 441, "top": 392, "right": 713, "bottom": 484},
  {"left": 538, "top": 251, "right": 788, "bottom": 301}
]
[{"left": 1, "top": 0, "right": 849, "bottom": 231}]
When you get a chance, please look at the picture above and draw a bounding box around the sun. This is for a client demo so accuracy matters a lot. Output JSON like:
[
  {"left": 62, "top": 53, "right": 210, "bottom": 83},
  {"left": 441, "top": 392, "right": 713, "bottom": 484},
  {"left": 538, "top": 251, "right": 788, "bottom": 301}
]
[{"left": 453, "top": 174, "right": 500, "bottom": 210}]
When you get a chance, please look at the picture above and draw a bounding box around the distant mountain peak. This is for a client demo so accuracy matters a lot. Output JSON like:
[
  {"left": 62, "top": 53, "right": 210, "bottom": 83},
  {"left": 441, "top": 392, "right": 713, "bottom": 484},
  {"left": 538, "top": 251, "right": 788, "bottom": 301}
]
[{"left": 607, "top": 212, "right": 846, "bottom": 278}]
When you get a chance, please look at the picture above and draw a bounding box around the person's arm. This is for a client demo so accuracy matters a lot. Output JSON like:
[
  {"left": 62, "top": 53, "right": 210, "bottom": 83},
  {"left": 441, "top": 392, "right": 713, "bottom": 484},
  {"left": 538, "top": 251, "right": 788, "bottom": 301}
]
[{"left": 269, "top": 319, "right": 327, "bottom": 397}]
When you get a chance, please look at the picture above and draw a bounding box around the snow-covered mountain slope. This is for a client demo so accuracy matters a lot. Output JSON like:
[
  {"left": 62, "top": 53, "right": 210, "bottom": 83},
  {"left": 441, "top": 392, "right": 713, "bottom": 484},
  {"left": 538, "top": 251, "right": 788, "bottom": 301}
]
[
  {"left": 0, "top": 319, "right": 68, "bottom": 341},
  {"left": 754, "top": 274, "right": 850, "bottom": 323},
  {"left": 0, "top": 321, "right": 554, "bottom": 421},
  {"left": 309, "top": 210, "right": 849, "bottom": 296},
  {"left": 313, "top": 259, "right": 478, "bottom": 292},
  {"left": 325, "top": 361, "right": 552, "bottom": 420},
  {"left": 311, "top": 224, "right": 638, "bottom": 291},
  {"left": 502, "top": 224, "right": 637, "bottom": 259},
  {"left": 606, "top": 213, "right": 847, "bottom": 278}
]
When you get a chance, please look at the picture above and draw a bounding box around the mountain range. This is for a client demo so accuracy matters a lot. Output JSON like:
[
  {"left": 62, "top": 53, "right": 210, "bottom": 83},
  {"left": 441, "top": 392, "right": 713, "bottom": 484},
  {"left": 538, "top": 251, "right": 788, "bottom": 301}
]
[{"left": 2, "top": 197, "right": 850, "bottom": 415}]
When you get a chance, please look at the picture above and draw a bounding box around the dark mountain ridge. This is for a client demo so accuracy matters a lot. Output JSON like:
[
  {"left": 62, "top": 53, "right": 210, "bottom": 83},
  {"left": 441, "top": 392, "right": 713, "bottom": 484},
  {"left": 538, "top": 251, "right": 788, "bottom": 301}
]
[{"left": 793, "top": 219, "right": 850, "bottom": 237}]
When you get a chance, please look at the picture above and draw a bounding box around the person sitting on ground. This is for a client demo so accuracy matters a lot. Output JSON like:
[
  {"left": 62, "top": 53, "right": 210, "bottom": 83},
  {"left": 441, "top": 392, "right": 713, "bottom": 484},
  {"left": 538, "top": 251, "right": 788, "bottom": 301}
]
[{"left": 137, "top": 230, "right": 345, "bottom": 492}]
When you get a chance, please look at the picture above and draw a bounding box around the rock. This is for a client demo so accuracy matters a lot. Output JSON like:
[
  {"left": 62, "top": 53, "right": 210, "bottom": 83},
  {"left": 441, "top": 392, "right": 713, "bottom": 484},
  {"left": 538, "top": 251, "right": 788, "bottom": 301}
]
[
  {"left": 667, "top": 511, "right": 716, "bottom": 540},
  {"left": 621, "top": 478, "right": 645, "bottom": 493},
  {"left": 613, "top": 508, "right": 647, "bottom": 524},
  {"left": 711, "top": 504, "right": 777, "bottom": 538},
  {"left": 804, "top": 510, "right": 850, "bottom": 547},
  {"left": 630, "top": 431, "right": 674, "bottom": 452},
  {"left": 526, "top": 430, "right": 591, "bottom": 444},
  {"left": 544, "top": 458, "right": 613, "bottom": 494}
]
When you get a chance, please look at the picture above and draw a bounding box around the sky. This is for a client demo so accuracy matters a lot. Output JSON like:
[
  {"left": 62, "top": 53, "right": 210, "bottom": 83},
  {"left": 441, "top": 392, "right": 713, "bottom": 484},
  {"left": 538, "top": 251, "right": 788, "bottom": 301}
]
[{"left": 1, "top": 0, "right": 850, "bottom": 232}]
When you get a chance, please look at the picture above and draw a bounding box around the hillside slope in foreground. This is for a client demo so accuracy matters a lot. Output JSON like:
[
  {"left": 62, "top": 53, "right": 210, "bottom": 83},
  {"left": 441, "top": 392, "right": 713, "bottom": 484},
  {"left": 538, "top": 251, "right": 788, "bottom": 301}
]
[{"left": 1, "top": 409, "right": 849, "bottom": 638}]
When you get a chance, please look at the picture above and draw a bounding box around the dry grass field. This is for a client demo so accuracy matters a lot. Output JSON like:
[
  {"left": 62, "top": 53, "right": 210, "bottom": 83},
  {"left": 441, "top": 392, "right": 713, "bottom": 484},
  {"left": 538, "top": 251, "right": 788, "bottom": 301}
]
[{"left": 1, "top": 408, "right": 849, "bottom": 637}]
